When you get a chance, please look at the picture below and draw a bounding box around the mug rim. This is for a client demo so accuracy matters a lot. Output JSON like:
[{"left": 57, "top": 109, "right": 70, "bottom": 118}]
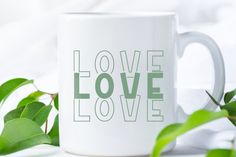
[{"left": 63, "top": 11, "right": 176, "bottom": 17}]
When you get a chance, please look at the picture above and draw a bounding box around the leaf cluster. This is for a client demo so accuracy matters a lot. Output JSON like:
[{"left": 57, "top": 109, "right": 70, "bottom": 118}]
[
  {"left": 0, "top": 78, "right": 59, "bottom": 155},
  {"left": 152, "top": 89, "right": 236, "bottom": 157}
]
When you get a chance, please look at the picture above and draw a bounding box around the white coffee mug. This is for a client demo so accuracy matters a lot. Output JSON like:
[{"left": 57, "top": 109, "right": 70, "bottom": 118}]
[{"left": 58, "top": 12, "right": 225, "bottom": 156}]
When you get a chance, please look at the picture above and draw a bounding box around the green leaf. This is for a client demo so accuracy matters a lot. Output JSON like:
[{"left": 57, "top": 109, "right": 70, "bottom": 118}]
[
  {"left": 0, "top": 118, "right": 51, "bottom": 155},
  {"left": 4, "top": 106, "right": 25, "bottom": 123},
  {"left": 206, "top": 90, "right": 236, "bottom": 126},
  {"left": 20, "top": 102, "right": 45, "bottom": 120},
  {"left": 32, "top": 105, "right": 52, "bottom": 126},
  {"left": 48, "top": 115, "right": 59, "bottom": 146},
  {"left": 207, "top": 149, "right": 236, "bottom": 157},
  {"left": 151, "top": 109, "right": 228, "bottom": 157},
  {"left": 5, "top": 102, "right": 51, "bottom": 126},
  {"left": 53, "top": 94, "right": 58, "bottom": 110},
  {"left": 221, "top": 101, "right": 236, "bottom": 126},
  {"left": 17, "top": 91, "right": 45, "bottom": 108},
  {"left": 206, "top": 90, "right": 222, "bottom": 107},
  {"left": 0, "top": 78, "right": 33, "bottom": 105},
  {"left": 224, "top": 88, "right": 236, "bottom": 104}
]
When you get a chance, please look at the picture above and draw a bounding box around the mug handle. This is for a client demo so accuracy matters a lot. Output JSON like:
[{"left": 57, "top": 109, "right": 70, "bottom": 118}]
[{"left": 177, "top": 32, "right": 225, "bottom": 122}]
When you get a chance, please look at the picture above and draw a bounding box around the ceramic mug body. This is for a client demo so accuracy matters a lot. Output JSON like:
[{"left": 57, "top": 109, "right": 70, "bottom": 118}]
[{"left": 58, "top": 12, "right": 223, "bottom": 156}]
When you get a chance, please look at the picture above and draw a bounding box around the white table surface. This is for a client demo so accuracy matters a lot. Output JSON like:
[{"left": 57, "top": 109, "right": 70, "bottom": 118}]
[{"left": 4, "top": 144, "right": 206, "bottom": 157}]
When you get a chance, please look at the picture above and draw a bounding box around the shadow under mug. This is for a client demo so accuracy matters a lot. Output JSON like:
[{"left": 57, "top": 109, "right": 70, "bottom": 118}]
[{"left": 57, "top": 12, "right": 225, "bottom": 156}]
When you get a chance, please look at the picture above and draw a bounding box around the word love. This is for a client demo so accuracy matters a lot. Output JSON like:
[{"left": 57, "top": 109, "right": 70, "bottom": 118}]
[{"left": 73, "top": 50, "right": 165, "bottom": 122}]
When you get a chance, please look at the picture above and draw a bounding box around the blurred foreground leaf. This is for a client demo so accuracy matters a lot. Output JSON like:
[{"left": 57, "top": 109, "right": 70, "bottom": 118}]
[
  {"left": 151, "top": 110, "right": 228, "bottom": 157},
  {"left": 207, "top": 149, "right": 236, "bottom": 157}
]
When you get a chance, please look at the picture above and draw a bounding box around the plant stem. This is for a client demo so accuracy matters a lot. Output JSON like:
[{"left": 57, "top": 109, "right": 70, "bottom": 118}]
[
  {"left": 228, "top": 116, "right": 236, "bottom": 120},
  {"left": 44, "top": 94, "right": 56, "bottom": 134},
  {"left": 45, "top": 120, "right": 48, "bottom": 134},
  {"left": 33, "top": 82, "right": 57, "bottom": 97},
  {"left": 32, "top": 83, "right": 39, "bottom": 91}
]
